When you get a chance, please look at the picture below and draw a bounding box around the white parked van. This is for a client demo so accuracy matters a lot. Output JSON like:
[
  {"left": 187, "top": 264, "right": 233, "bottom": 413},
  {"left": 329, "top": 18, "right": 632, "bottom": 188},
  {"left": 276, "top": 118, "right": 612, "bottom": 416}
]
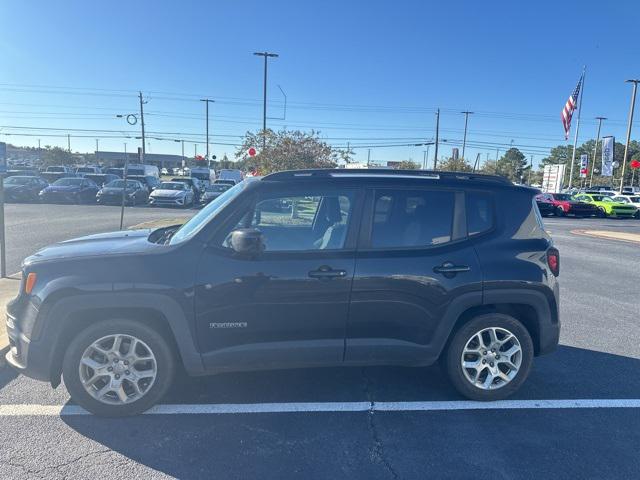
[{"left": 125, "top": 164, "right": 160, "bottom": 179}]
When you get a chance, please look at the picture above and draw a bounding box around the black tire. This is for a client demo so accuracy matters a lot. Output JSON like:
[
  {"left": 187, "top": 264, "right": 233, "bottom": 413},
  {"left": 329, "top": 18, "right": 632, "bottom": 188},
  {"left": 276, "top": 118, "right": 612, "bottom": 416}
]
[
  {"left": 597, "top": 207, "right": 607, "bottom": 218},
  {"left": 555, "top": 206, "right": 565, "bottom": 217},
  {"left": 444, "top": 313, "right": 534, "bottom": 401},
  {"left": 62, "top": 319, "right": 176, "bottom": 416}
]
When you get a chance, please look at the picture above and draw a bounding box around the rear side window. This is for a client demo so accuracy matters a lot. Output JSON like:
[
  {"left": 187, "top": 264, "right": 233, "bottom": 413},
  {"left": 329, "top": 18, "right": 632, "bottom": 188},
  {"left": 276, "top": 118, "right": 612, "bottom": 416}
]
[
  {"left": 466, "top": 192, "right": 494, "bottom": 236},
  {"left": 371, "top": 189, "right": 454, "bottom": 248}
]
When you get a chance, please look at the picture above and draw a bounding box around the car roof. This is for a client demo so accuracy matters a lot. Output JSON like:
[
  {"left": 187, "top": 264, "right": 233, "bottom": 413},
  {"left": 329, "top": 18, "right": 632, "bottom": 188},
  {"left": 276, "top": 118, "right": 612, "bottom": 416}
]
[{"left": 260, "top": 168, "right": 534, "bottom": 191}]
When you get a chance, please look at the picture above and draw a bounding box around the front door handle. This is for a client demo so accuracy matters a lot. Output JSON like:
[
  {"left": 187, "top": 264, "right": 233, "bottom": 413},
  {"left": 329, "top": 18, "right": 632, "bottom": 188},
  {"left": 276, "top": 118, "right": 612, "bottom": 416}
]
[
  {"left": 433, "top": 262, "right": 471, "bottom": 277},
  {"left": 308, "top": 266, "right": 347, "bottom": 279}
]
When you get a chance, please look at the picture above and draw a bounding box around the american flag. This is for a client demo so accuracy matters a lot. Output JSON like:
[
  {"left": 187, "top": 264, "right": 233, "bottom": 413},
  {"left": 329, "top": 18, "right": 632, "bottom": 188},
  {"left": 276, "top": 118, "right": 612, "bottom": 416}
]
[{"left": 561, "top": 75, "right": 583, "bottom": 140}]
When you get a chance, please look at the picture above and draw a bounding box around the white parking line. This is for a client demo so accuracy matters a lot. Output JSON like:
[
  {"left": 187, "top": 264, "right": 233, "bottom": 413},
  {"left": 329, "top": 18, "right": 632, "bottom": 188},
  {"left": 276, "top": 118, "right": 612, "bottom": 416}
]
[{"left": 1, "top": 399, "right": 640, "bottom": 416}]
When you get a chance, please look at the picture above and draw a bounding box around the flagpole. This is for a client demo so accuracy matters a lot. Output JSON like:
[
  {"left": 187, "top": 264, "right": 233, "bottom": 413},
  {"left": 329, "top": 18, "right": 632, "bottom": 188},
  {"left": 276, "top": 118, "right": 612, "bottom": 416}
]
[{"left": 567, "top": 66, "right": 586, "bottom": 190}]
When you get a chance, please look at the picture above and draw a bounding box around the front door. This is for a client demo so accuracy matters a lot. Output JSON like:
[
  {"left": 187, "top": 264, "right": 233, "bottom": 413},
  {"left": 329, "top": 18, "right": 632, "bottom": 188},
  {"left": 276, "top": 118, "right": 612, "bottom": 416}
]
[{"left": 195, "top": 184, "right": 363, "bottom": 371}]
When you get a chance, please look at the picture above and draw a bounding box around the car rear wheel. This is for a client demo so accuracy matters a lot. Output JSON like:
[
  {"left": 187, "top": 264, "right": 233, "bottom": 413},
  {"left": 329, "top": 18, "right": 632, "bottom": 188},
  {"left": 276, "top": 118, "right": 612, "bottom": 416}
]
[
  {"left": 597, "top": 207, "right": 607, "bottom": 218},
  {"left": 555, "top": 206, "right": 565, "bottom": 217},
  {"left": 63, "top": 319, "right": 175, "bottom": 416},
  {"left": 444, "top": 314, "right": 534, "bottom": 401}
]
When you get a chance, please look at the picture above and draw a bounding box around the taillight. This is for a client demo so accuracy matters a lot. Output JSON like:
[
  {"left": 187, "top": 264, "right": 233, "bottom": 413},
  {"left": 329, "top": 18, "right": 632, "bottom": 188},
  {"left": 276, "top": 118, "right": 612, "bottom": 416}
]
[{"left": 547, "top": 248, "right": 559, "bottom": 277}]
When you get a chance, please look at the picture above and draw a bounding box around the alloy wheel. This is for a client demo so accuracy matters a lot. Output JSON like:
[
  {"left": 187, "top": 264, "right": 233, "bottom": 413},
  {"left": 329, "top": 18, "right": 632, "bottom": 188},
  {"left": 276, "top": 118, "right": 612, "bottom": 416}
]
[
  {"left": 78, "top": 334, "right": 158, "bottom": 405},
  {"left": 461, "top": 327, "right": 522, "bottom": 390}
]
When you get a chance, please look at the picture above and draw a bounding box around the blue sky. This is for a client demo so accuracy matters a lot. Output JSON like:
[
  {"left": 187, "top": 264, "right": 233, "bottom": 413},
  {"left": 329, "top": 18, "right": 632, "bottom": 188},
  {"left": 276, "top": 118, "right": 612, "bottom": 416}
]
[{"left": 1, "top": 0, "right": 638, "bottom": 168}]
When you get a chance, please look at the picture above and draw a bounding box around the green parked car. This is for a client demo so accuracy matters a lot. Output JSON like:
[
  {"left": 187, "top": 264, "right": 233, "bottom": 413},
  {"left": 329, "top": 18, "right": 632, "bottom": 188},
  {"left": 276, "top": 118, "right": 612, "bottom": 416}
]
[{"left": 574, "top": 194, "right": 638, "bottom": 218}]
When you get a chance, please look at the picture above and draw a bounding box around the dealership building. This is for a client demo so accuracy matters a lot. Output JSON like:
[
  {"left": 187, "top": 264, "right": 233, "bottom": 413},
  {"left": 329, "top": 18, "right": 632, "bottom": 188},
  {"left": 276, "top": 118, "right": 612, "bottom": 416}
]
[{"left": 95, "top": 151, "right": 184, "bottom": 169}]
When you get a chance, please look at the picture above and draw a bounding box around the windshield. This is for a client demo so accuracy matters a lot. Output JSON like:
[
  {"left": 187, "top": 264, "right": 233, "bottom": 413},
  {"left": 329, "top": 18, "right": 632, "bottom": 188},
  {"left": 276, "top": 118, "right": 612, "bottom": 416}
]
[
  {"left": 169, "top": 181, "right": 247, "bottom": 245},
  {"left": 553, "top": 194, "right": 574, "bottom": 201},
  {"left": 76, "top": 167, "right": 94, "bottom": 173},
  {"left": 105, "top": 180, "right": 138, "bottom": 188},
  {"left": 5, "top": 177, "right": 33, "bottom": 185},
  {"left": 158, "top": 182, "right": 185, "bottom": 190},
  {"left": 46, "top": 166, "right": 65, "bottom": 172},
  {"left": 52, "top": 178, "right": 83, "bottom": 186},
  {"left": 206, "top": 184, "right": 230, "bottom": 192}
]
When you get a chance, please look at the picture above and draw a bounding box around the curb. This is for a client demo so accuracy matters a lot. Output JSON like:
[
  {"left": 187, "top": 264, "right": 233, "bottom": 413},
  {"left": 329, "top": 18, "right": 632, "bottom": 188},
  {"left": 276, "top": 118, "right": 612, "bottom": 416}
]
[{"left": 571, "top": 229, "right": 640, "bottom": 245}]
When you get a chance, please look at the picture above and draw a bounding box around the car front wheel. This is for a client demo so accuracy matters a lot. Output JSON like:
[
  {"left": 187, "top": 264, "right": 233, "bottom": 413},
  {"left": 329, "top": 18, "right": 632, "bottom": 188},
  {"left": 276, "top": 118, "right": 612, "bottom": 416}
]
[
  {"left": 62, "top": 319, "right": 176, "bottom": 416},
  {"left": 444, "top": 314, "right": 534, "bottom": 401}
]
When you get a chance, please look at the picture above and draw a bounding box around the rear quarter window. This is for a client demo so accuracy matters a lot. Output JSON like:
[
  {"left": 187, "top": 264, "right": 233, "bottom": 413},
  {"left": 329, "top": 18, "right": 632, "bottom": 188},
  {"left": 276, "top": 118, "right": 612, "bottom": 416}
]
[{"left": 466, "top": 191, "right": 494, "bottom": 236}]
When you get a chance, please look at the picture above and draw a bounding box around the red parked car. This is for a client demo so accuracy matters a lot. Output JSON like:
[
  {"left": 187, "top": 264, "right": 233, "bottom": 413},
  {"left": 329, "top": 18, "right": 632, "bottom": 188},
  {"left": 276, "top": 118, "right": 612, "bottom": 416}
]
[{"left": 535, "top": 193, "right": 602, "bottom": 217}]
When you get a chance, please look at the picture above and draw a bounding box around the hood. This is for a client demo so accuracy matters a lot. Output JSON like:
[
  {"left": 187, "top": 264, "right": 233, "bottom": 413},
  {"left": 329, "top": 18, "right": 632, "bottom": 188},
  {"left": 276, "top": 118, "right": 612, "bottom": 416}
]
[
  {"left": 151, "top": 189, "right": 185, "bottom": 198},
  {"left": 43, "top": 185, "right": 81, "bottom": 193},
  {"left": 24, "top": 229, "right": 160, "bottom": 266}
]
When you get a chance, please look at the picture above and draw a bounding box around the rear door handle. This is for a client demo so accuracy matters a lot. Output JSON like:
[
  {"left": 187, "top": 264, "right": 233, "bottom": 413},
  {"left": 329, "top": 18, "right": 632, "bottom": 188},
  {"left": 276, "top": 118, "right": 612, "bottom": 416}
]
[
  {"left": 433, "top": 262, "right": 471, "bottom": 276},
  {"left": 308, "top": 266, "right": 347, "bottom": 279}
]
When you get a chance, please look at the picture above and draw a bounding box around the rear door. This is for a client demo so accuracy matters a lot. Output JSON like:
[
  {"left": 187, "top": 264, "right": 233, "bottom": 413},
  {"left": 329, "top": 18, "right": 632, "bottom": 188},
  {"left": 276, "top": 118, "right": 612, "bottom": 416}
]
[{"left": 346, "top": 186, "right": 485, "bottom": 365}]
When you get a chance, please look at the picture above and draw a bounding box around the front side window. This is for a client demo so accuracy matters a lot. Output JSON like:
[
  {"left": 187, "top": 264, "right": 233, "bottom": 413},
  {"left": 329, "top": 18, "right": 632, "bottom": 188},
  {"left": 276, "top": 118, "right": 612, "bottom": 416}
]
[
  {"left": 370, "top": 189, "right": 454, "bottom": 248},
  {"left": 224, "top": 189, "right": 355, "bottom": 252}
]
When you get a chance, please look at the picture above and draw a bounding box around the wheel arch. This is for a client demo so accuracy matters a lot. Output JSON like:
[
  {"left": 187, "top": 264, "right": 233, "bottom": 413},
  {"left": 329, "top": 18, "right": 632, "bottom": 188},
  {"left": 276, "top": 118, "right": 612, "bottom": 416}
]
[{"left": 42, "top": 293, "right": 204, "bottom": 387}]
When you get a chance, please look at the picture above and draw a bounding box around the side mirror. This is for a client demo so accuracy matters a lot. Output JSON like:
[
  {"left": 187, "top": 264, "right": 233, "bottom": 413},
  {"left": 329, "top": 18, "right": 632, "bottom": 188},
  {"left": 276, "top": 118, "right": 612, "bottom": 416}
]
[{"left": 230, "top": 228, "right": 264, "bottom": 256}]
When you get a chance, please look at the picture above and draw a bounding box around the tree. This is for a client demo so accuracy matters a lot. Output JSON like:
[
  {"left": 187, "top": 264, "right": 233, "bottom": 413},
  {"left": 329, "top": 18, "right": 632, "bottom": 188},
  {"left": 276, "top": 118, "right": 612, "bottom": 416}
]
[
  {"left": 437, "top": 156, "right": 472, "bottom": 172},
  {"left": 496, "top": 148, "right": 527, "bottom": 182},
  {"left": 39, "top": 146, "right": 77, "bottom": 168},
  {"left": 235, "top": 129, "right": 341, "bottom": 174},
  {"left": 394, "top": 160, "right": 421, "bottom": 170},
  {"left": 540, "top": 139, "right": 640, "bottom": 187}
]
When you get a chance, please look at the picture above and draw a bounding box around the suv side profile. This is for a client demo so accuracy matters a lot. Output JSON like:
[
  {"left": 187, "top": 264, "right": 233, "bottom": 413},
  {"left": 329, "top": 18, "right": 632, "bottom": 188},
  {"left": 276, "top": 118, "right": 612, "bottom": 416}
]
[{"left": 6, "top": 169, "right": 560, "bottom": 416}]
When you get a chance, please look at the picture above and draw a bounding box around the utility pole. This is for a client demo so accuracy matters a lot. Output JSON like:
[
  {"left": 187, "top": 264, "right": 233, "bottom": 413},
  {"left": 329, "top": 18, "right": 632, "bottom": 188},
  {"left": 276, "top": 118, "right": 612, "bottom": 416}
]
[
  {"left": 200, "top": 99, "right": 215, "bottom": 160},
  {"left": 38, "top": 139, "right": 41, "bottom": 151},
  {"left": 422, "top": 150, "right": 427, "bottom": 170},
  {"left": 253, "top": 51, "right": 279, "bottom": 151},
  {"left": 529, "top": 155, "right": 533, "bottom": 185},
  {"left": 434, "top": 108, "right": 440, "bottom": 169},
  {"left": 67, "top": 134, "right": 71, "bottom": 152},
  {"left": 461, "top": 111, "right": 474, "bottom": 159},
  {"left": 139, "top": 91, "right": 147, "bottom": 163},
  {"left": 367, "top": 149, "right": 371, "bottom": 167},
  {"left": 95, "top": 139, "right": 99, "bottom": 154},
  {"left": 620, "top": 80, "right": 639, "bottom": 192},
  {"left": 589, "top": 116, "right": 606, "bottom": 187}
]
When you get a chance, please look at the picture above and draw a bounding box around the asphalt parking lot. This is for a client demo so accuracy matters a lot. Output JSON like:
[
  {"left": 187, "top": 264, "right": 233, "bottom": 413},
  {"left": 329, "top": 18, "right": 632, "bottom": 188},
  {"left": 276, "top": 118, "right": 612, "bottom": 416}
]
[{"left": 0, "top": 208, "right": 639, "bottom": 479}]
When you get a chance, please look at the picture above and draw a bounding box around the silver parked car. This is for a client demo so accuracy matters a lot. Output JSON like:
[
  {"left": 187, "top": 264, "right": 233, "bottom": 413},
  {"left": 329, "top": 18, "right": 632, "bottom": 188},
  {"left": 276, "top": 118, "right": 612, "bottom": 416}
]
[{"left": 148, "top": 181, "right": 194, "bottom": 208}]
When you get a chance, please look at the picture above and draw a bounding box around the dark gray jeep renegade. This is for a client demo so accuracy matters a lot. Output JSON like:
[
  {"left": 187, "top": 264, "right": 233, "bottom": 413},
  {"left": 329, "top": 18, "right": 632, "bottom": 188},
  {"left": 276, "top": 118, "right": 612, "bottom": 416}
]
[{"left": 6, "top": 169, "right": 560, "bottom": 416}]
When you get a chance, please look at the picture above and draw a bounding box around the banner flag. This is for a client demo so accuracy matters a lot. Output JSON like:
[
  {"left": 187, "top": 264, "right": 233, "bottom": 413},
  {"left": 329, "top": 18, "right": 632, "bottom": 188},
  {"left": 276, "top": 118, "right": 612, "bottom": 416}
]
[{"left": 601, "top": 136, "right": 614, "bottom": 177}]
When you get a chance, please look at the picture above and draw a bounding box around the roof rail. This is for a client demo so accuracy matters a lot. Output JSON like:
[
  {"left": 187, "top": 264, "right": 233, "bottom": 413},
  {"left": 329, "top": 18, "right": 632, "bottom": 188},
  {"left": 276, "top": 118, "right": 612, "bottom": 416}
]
[{"left": 263, "top": 168, "right": 512, "bottom": 184}]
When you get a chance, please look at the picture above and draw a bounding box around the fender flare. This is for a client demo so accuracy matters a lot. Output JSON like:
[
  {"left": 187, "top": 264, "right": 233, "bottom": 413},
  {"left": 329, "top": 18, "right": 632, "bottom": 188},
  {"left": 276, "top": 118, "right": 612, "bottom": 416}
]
[{"left": 42, "top": 292, "right": 205, "bottom": 381}]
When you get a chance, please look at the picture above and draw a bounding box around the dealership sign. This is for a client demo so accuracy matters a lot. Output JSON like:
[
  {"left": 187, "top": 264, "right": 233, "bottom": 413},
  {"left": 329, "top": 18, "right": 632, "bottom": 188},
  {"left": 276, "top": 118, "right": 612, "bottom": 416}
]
[{"left": 579, "top": 154, "right": 588, "bottom": 178}]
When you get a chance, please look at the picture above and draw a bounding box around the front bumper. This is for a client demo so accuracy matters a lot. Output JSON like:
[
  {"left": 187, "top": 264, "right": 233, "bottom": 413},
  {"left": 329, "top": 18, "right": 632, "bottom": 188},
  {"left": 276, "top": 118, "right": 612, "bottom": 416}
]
[
  {"left": 5, "top": 298, "right": 52, "bottom": 382},
  {"left": 149, "top": 196, "right": 186, "bottom": 206}
]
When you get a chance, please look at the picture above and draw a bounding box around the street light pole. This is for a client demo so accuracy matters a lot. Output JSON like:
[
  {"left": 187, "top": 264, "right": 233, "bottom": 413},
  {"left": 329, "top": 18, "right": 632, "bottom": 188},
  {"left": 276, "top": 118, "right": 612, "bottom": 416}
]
[
  {"left": 200, "top": 99, "right": 215, "bottom": 160},
  {"left": 589, "top": 117, "right": 606, "bottom": 188},
  {"left": 620, "top": 80, "right": 639, "bottom": 192},
  {"left": 461, "top": 111, "right": 474, "bottom": 159},
  {"left": 253, "top": 51, "right": 279, "bottom": 151},
  {"left": 434, "top": 108, "right": 440, "bottom": 169},
  {"left": 120, "top": 142, "right": 128, "bottom": 230}
]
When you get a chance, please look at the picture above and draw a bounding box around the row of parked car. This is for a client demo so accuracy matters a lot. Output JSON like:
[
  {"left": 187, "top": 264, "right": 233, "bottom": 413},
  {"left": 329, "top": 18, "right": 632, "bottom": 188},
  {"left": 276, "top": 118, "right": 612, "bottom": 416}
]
[
  {"left": 535, "top": 188, "right": 640, "bottom": 218},
  {"left": 2, "top": 167, "right": 238, "bottom": 208}
]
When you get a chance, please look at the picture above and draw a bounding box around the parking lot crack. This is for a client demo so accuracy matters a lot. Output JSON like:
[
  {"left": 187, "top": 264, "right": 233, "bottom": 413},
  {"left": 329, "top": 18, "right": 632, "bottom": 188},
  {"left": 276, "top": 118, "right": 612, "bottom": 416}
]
[{"left": 361, "top": 368, "right": 399, "bottom": 480}]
